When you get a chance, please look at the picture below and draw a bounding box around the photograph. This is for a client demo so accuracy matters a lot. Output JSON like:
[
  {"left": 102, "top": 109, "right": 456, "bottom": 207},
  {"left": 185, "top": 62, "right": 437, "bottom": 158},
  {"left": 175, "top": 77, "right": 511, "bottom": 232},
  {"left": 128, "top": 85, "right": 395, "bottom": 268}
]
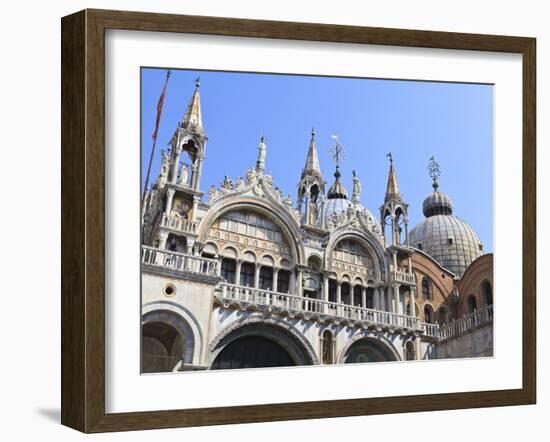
[{"left": 140, "top": 68, "right": 494, "bottom": 373}]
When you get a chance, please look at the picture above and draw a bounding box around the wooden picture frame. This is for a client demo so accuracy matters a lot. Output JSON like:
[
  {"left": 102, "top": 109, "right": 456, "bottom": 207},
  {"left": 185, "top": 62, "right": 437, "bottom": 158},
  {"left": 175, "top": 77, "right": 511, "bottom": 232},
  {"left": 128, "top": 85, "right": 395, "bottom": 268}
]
[{"left": 61, "top": 8, "right": 536, "bottom": 433}]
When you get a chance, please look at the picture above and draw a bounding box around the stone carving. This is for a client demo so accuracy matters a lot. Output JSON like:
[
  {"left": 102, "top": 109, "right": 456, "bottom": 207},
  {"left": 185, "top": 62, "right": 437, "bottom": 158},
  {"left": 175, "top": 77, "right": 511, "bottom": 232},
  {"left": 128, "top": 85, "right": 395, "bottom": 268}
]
[
  {"left": 246, "top": 168, "right": 257, "bottom": 184},
  {"left": 352, "top": 170, "right": 361, "bottom": 203},
  {"left": 220, "top": 175, "right": 234, "bottom": 192},
  {"left": 178, "top": 163, "right": 189, "bottom": 186},
  {"left": 256, "top": 136, "right": 267, "bottom": 172},
  {"left": 208, "top": 185, "right": 218, "bottom": 202},
  {"left": 235, "top": 177, "right": 246, "bottom": 191}
]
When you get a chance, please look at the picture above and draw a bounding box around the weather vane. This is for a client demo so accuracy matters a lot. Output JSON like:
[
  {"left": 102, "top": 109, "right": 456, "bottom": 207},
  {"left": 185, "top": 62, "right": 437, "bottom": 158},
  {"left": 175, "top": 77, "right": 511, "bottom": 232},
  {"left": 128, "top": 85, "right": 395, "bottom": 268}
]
[
  {"left": 195, "top": 76, "right": 200, "bottom": 87},
  {"left": 428, "top": 156, "right": 441, "bottom": 188},
  {"left": 386, "top": 152, "right": 393, "bottom": 163},
  {"left": 329, "top": 134, "right": 346, "bottom": 168}
]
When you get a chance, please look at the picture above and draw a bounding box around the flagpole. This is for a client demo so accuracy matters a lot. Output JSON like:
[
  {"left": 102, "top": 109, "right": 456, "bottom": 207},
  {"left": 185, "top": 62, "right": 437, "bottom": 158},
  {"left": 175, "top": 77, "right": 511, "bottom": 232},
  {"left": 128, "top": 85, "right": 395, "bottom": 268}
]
[{"left": 142, "top": 69, "right": 171, "bottom": 204}]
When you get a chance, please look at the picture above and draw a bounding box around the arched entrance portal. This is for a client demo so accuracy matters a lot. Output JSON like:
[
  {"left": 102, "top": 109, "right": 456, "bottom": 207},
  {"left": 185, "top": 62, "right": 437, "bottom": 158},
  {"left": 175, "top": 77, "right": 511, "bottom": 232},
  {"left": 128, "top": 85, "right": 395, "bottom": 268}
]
[
  {"left": 342, "top": 337, "right": 399, "bottom": 363},
  {"left": 211, "top": 335, "right": 295, "bottom": 369},
  {"left": 142, "top": 322, "right": 185, "bottom": 373}
]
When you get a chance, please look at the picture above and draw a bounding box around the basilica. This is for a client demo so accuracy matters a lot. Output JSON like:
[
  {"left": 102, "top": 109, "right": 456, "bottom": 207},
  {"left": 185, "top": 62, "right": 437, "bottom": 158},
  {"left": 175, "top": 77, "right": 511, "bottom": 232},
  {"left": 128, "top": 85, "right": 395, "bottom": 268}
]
[{"left": 140, "top": 80, "right": 494, "bottom": 373}]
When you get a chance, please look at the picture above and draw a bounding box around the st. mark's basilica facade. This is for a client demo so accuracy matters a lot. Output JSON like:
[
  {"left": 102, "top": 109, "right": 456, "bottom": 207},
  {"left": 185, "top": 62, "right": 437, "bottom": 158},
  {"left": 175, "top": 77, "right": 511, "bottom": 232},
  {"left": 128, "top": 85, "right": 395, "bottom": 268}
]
[{"left": 141, "top": 80, "right": 494, "bottom": 373}]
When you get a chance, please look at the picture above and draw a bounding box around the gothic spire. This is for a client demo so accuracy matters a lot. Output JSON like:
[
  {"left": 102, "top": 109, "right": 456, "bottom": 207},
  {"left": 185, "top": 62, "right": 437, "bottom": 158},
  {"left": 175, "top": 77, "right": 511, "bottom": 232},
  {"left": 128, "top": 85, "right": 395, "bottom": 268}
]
[
  {"left": 384, "top": 152, "right": 401, "bottom": 203},
  {"left": 181, "top": 77, "right": 203, "bottom": 133},
  {"left": 302, "top": 128, "right": 323, "bottom": 180}
]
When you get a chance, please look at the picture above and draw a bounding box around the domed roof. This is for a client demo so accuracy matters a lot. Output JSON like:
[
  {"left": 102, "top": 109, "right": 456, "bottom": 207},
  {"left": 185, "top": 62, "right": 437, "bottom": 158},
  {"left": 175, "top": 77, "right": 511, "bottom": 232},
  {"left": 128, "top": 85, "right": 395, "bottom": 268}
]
[
  {"left": 409, "top": 214, "right": 483, "bottom": 278},
  {"left": 324, "top": 198, "right": 380, "bottom": 229},
  {"left": 422, "top": 190, "right": 454, "bottom": 217}
]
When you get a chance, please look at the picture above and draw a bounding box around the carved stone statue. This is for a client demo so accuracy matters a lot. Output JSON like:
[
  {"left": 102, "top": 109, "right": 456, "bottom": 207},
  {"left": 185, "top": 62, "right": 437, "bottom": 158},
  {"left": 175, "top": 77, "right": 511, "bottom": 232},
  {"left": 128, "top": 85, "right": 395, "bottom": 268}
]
[
  {"left": 178, "top": 164, "right": 189, "bottom": 186},
  {"left": 246, "top": 168, "right": 257, "bottom": 184},
  {"left": 236, "top": 177, "right": 245, "bottom": 191},
  {"left": 352, "top": 170, "right": 361, "bottom": 203},
  {"left": 283, "top": 193, "right": 293, "bottom": 210},
  {"left": 208, "top": 185, "right": 218, "bottom": 201},
  {"left": 256, "top": 136, "right": 267, "bottom": 172},
  {"left": 220, "top": 176, "right": 234, "bottom": 192}
]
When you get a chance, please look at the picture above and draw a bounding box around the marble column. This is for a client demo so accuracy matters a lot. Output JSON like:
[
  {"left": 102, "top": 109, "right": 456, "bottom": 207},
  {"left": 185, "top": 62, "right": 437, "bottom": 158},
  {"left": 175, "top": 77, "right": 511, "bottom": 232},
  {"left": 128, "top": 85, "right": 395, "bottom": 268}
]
[
  {"left": 165, "top": 188, "right": 176, "bottom": 215},
  {"left": 273, "top": 268, "right": 279, "bottom": 293},
  {"left": 393, "top": 285, "right": 401, "bottom": 314},
  {"left": 235, "top": 260, "right": 242, "bottom": 286},
  {"left": 410, "top": 288, "right": 417, "bottom": 318},
  {"left": 336, "top": 281, "right": 342, "bottom": 304},
  {"left": 323, "top": 275, "right": 329, "bottom": 302},
  {"left": 361, "top": 286, "right": 367, "bottom": 309},
  {"left": 194, "top": 156, "right": 204, "bottom": 191},
  {"left": 290, "top": 270, "right": 296, "bottom": 294},
  {"left": 158, "top": 231, "right": 169, "bottom": 250},
  {"left": 373, "top": 287, "right": 380, "bottom": 310},
  {"left": 254, "top": 263, "right": 261, "bottom": 289},
  {"left": 296, "top": 268, "right": 303, "bottom": 296}
]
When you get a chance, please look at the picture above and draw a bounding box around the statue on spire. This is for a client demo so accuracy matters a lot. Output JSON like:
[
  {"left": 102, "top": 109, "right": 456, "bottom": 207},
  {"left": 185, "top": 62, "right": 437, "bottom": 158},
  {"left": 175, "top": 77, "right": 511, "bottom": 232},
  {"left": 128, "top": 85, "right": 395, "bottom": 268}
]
[
  {"left": 352, "top": 170, "right": 361, "bottom": 203},
  {"left": 428, "top": 156, "right": 441, "bottom": 190},
  {"left": 256, "top": 135, "right": 267, "bottom": 173}
]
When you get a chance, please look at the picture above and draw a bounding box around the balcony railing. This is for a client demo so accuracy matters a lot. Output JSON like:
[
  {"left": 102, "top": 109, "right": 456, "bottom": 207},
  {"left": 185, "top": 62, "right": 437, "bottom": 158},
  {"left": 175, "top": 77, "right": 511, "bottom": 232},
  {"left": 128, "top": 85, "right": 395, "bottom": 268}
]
[
  {"left": 419, "top": 305, "right": 493, "bottom": 340},
  {"left": 161, "top": 214, "right": 198, "bottom": 235},
  {"left": 391, "top": 269, "right": 416, "bottom": 285},
  {"left": 215, "top": 283, "right": 419, "bottom": 330},
  {"left": 141, "top": 246, "right": 218, "bottom": 277}
]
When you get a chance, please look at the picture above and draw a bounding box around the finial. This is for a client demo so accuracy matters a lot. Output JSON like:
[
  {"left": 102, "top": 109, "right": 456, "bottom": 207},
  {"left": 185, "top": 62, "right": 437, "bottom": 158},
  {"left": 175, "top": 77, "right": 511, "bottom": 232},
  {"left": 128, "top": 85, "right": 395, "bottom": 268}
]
[
  {"left": 386, "top": 152, "right": 393, "bottom": 164},
  {"left": 329, "top": 134, "right": 346, "bottom": 169},
  {"left": 428, "top": 156, "right": 441, "bottom": 190},
  {"left": 167, "top": 69, "right": 172, "bottom": 78},
  {"left": 195, "top": 76, "right": 200, "bottom": 88},
  {"left": 311, "top": 127, "right": 315, "bottom": 138}
]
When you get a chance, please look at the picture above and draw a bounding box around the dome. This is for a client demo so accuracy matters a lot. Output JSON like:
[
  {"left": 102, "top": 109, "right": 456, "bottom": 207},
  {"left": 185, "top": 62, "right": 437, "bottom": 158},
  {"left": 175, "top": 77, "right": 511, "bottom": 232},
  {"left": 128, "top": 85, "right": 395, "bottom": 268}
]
[
  {"left": 422, "top": 191, "right": 454, "bottom": 217},
  {"left": 409, "top": 215, "right": 483, "bottom": 277},
  {"left": 324, "top": 198, "right": 380, "bottom": 229}
]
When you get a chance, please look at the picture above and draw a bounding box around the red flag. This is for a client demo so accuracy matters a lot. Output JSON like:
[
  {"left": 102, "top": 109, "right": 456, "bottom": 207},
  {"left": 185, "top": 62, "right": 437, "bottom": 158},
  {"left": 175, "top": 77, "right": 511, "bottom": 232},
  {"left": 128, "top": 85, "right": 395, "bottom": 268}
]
[{"left": 151, "top": 70, "right": 171, "bottom": 141}]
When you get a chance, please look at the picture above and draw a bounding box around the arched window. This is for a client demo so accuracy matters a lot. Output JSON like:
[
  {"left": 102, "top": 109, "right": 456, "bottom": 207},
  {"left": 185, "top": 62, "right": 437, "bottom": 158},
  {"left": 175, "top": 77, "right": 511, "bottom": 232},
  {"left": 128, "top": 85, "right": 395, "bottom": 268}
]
[
  {"left": 240, "top": 262, "right": 255, "bottom": 287},
  {"left": 353, "top": 286, "right": 362, "bottom": 307},
  {"left": 277, "top": 270, "right": 290, "bottom": 293},
  {"left": 424, "top": 305, "right": 433, "bottom": 324},
  {"left": 259, "top": 266, "right": 273, "bottom": 290},
  {"left": 482, "top": 280, "right": 493, "bottom": 306},
  {"left": 322, "top": 330, "right": 333, "bottom": 364},
  {"left": 328, "top": 279, "right": 337, "bottom": 303},
  {"left": 467, "top": 295, "right": 477, "bottom": 314},
  {"left": 405, "top": 341, "right": 415, "bottom": 361},
  {"left": 221, "top": 258, "right": 236, "bottom": 283},
  {"left": 422, "top": 277, "right": 431, "bottom": 300},
  {"left": 341, "top": 283, "right": 351, "bottom": 305}
]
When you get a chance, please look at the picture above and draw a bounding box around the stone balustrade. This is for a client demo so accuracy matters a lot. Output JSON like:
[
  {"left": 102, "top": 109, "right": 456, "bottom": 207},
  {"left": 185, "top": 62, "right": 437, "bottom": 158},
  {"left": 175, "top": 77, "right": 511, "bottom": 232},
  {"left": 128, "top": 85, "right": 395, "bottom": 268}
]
[
  {"left": 215, "top": 282, "right": 420, "bottom": 330},
  {"left": 141, "top": 246, "right": 218, "bottom": 277},
  {"left": 419, "top": 305, "right": 493, "bottom": 340},
  {"left": 391, "top": 269, "right": 416, "bottom": 285},
  {"left": 161, "top": 214, "right": 198, "bottom": 235},
  {"left": 438, "top": 305, "right": 493, "bottom": 340}
]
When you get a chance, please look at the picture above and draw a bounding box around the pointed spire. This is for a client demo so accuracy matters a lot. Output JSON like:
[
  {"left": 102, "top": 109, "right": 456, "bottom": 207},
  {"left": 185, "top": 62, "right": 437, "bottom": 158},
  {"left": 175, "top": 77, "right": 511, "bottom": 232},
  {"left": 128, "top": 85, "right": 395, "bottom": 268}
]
[
  {"left": 384, "top": 152, "right": 401, "bottom": 203},
  {"left": 302, "top": 127, "right": 323, "bottom": 179},
  {"left": 181, "top": 77, "right": 203, "bottom": 133}
]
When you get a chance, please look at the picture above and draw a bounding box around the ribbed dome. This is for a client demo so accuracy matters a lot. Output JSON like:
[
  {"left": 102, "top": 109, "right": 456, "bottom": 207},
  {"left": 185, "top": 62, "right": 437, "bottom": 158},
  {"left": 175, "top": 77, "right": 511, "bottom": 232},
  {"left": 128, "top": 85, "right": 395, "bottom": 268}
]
[
  {"left": 324, "top": 198, "right": 380, "bottom": 228},
  {"left": 422, "top": 191, "right": 454, "bottom": 217},
  {"left": 327, "top": 166, "right": 348, "bottom": 199},
  {"left": 409, "top": 215, "right": 483, "bottom": 278}
]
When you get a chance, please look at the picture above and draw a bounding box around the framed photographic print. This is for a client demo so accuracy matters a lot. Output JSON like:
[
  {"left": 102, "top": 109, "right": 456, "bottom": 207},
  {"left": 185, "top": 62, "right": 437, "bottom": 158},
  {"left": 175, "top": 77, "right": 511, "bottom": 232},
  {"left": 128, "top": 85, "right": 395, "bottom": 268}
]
[{"left": 61, "top": 9, "right": 536, "bottom": 433}]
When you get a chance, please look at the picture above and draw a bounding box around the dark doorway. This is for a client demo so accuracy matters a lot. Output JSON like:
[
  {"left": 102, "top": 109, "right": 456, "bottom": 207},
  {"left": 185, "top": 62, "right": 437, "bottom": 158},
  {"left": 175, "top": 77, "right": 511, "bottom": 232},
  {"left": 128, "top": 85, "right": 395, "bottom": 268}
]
[{"left": 211, "top": 335, "right": 295, "bottom": 370}]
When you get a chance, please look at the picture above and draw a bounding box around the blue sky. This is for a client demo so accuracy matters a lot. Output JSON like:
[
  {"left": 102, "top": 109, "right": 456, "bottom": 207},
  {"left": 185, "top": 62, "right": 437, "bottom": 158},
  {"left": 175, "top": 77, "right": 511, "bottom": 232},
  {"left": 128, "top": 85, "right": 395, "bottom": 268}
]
[{"left": 141, "top": 68, "right": 493, "bottom": 252}]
